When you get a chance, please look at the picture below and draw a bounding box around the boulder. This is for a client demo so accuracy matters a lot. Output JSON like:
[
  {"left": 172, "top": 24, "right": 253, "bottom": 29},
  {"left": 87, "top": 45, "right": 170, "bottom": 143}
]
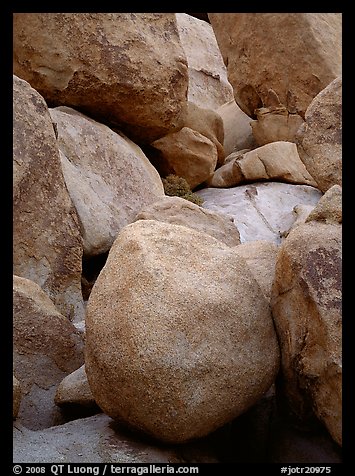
[
  {"left": 85, "top": 220, "right": 280, "bottom": 443},
  {"left": 216, "top": 100, "right": 256, "bottom": 156},
  {"left": 13, "top": 276, "right": 85, "bottom": 430},
  {"left": 296, "top": 77, "right": 342, "bottom": 193},
  {"left": 224, "top": 149, "right": 251, "bottom": 163},
  {"left": 13, "top": 13, "right": 188, "bottom": 143},
  {"left": 55, "top": 365, "right": 96, "bottom": 409},
  {"left": 13, "top": 376, "right": 22, "bottom": 420},
  {"left": 148, "top": 13, "right": 235, "bottom": 173},
  {"left": 13, "top": 75, "right": 84, "bottom": 322},
  {"left": 134, "top": 195, "right": 240, "bottom": 247},
  {"left": 207, "top": 141, "right": 317, "bottom": 188},
  {"left": 150, "top": 127, "right": 218, "bottom": 189},
  {"left": 184, "top": 102, "right": 225, "bottom": 166},
  {"left": 234, "top": 241, "right": 278, "bottom": 302},
  {"left": 176, "top": 13, "right": 234, "bottom": 111},
  {"left": 208, "top": 13, "right": 341, "bottom": 118},
  {"left": 196, "top": 182, "right": 322, "bottom": 244},
  {"left": 50, "top": 106, "right": 164, "bottom": 256},
  {"left": 271, "top": 217, "right": 342, "bottom": 445},
  {"left": 251, "top": 102, "right": 305, "bottom": 146},
  {"left": 306, "top": 185, "right": 342, "bottom": 224},
  {"left": 280, "top": 185, "right": 341, "bottom": 240}
]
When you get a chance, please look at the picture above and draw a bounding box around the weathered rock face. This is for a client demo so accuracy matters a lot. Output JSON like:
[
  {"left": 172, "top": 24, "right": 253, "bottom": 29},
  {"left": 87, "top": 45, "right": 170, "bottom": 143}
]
[
  {"left": 235, "top": 241, "right": 278, "bottom": 302},
  {"left": 208, "top": 13, "right": 342, "bottom": 118},
  {"left": 13, "top": 276, "right": 85, "bottom": 430},
  {"left": 85, "top": 220, "right": 280, "bottom": 443},
  {"left": 216, "top": 100, "right": 256, "bottom": 156},
  {"left": 50, "top": 106, "right": 164, "bottom": 256},
  {"left": 13, "top": 13, "right": 189, "bottom": 143},
  {"left": 281, "top": 204, "right": 316, "bottom": 239},
  {"left": 207, "top": 141, "right": 317, "bottom": 188},
  {"left": 134, "top": 196, "right": 240, "bottom": 247},
  {"left": 251, "top": 105, "right": 305, "bottom": 146},
  {"left": 13, "top": 414, "right": 184, "bottom": 463},
  {"left": 176, "top": 13, "right": 233, "bottom": 111},
  {"left": 296, "top": 77, "right": 342, "bottom": 193},
  {"left": 13, "top": 376, "right": 22, "bottom": 420},
  {"left": 306, "top": 185, "right": 342, "bottom": 224},
  {"left": 271, "top": 204, "right": 342, "bottom": 445},
  {"left": 150, "top": 127, "right": 218, "bottom": 189},
  {"left": 184, "top": 102, "right": 225, "bottom": 165},
  {"left": 13, "top": 75, "right": 84, "bottom": 322},
  {"left": 196, "top": 182, "right": 322, "bottom": 244},
  {"left": 55, "top": 365, "right": 96, "bottom": 409}
]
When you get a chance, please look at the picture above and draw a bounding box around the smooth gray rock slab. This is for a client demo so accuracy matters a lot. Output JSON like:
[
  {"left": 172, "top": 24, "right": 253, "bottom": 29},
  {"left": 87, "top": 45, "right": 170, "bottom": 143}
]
[{"left": 196, "top": 182, "right": 322, "bottom": 244}]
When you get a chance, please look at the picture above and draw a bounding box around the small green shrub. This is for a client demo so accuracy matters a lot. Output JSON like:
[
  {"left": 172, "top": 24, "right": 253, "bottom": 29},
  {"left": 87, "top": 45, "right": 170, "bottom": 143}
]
[{"left": 162, "top": 174, "right": 204, "bottom": 206}]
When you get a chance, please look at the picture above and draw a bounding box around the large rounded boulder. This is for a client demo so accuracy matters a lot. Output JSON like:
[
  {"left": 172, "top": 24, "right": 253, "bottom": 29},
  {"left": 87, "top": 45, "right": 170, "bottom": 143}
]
[
  {"left": 85, "top": 220, "right": 280, "bottom": 443},
  {"left": 13, "top": 13, "right": 188, "bottom": 143}
]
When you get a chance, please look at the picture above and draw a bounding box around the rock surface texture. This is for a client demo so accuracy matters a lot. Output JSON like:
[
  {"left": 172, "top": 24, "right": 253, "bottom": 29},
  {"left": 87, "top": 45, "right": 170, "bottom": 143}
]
[
  {"left": 13, "top": 376, "right": 22, "bottom": 420},
  {"left": 271, "top": 187, "right": 342, "bottom": 446},
  {"left": 134, "top": 196, "right": 240, "bottom": 247},
  {"left": 50, "top": 106, "right": 164, "bottom": 256},
  {"left": 13, "top": 414, "right": 184, "bottom": 463},
  {"left": 296, "top": 77, "right": 342, "bottom": 193},
  {"left": 13, "top": 13, "right": 189, "bottom": 143},
  {"left": 208, "top": 13, "right": 342, "bottom": 119},
  {"left": 251, "top": 102, "right": 305, "bottom": 146},
  {"left": 13, "top": 276, "right": 84, "bottom": 430},
  {"left": 151, "top": 127, "right": 218, "bottom": 189},
  {"left": 55, "top": 365, "right": 96, "bottom": 409},
  {"left": 12, "top": 11, "right": 342, "bottom": 463},
  {"left": 235, "top": 241, "right": 278, "bottom": 302},
  {"left": 196, "top": 182, "right": 322, "bottom": 244},
  {"left": 13, "top": 75, "right": 84, "bottom": 322},
  {"left": 176, "top": 13, "right": 233, "bottom": 111},
  {"left": 208, "top": 141, "right": 317, "bottom": 188},
  {"left": 85, "top": 220, "right": 280, "bottom": 443},
  {"left": 216, "top": 99, "right": 256, "bottom": 156}
]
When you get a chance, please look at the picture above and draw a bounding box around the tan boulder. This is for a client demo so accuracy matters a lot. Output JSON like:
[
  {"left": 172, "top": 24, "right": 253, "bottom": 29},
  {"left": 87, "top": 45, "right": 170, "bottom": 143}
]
[
  {"left": 13, "top": 376, "right": 22, "bottom": 420},
  {"left": 225, "top": 149, "right": 251, "bottom": 163},
  {"left": 13, "top": 13, "right": 188, "bottom": 143},
  {"left": 13, "top": 276, "right": 85, "bottom": 430},
  {"left": 134, "top": 196, "right": 240, "bottom": 247},
  {"left": 208, "top": 141, "right": 317, "bottom": 188},
  {"left": 251, "top": 103, "right": 305, "bottom": 146},
  {"left": 85, "top": 220, "right": 280, "bottom": 443},
  {"left": 151, "top": 127, "right": 218, "bottom": 189},
  {"left": 208, "top": 14, "right": 341, "bottom": 118},
  {"left": 13, "top": 75, "right": 84, "bottom": 322},
  {"left": 176, "top": 13, "right": 234, "bottom": 111},
  {"left": 271, "top": 220, "right": 342, "bottom": 445},
  {"left": 50, "top": 106, "right": 164, "bottom": 256},
  {"left": 235, "top": 241, "right": 278, "bottom": 302},
  {"left": 55, "top": 365, "right": 95, "bottom": 409},
  {"left": 184, "top": 102, "right": 225, "bottom": 166},
  {"left": 296, "top": 77, "right": 342, "bottom": 193},
  {"left": 306, "top": 185, "right": 342, "bottom": 224},
  {"left": 217, "top": 100, "right": 256, "bottom": 156}
]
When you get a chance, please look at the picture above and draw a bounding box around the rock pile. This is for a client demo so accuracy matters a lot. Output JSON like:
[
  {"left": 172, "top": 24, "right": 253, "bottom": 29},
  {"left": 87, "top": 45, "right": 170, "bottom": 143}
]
[{"left": 13, "top": 13, "right": 342, "bottom": 463}]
